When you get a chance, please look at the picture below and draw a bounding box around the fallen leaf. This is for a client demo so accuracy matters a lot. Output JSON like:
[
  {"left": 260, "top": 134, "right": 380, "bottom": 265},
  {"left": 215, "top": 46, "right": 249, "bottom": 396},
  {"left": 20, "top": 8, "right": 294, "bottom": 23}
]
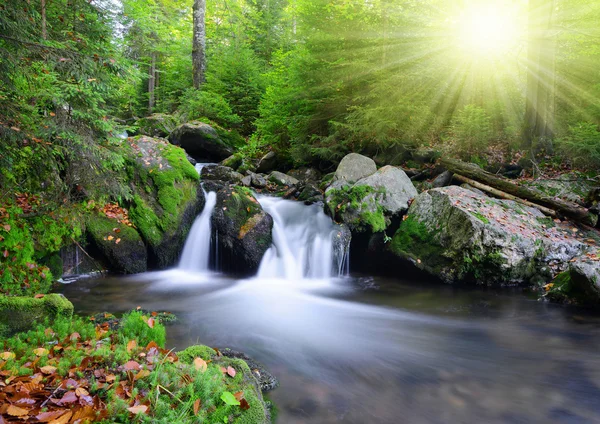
[
  {"left": 75, "top": 387, "right": 89, "bottom": 397},
  {"left": 48, "top": 410, "right": 72, "bottom": 424},
  {"left": 33, "top": 348, "right": 49, "bottom": 356},
  {"left": 127, "top": 340, "right": 137, "bottom": 353},
  {"left": 6, "top": 405, "right": 28, "bottom": 417},
  {"left": 226, "top": 366, "right": 236, "bottom": 378},
  {"left": 147, "top": 317, "right": 155, "bottom": 328},
  {"left": 128, "top": 405, "right": 148, "bottom": 414},
  {"left": 35, "top": 410, "right": 65, "bottom": 422},
  {"left": 134, "top": 369, "right": 151, "bottom": 381},
  {"left": 193, "top": 398, "right": 201, "bottom": 415},
  {"left": 240, "top": 398, "right": 251, "bottom": 410},
  {"left": 123, "top": 360, "right": 141, "bottom": 371},
  {"left": 220, "top": 391, "right": 240, "bottom": 406},
  {"left": 0, "top": 352, "right": 15, "bottom": 360},
  {"left": 107, "top": 235, "right": 114, "bottom": 241},
  {"left": 194, "top": 357, "right": 207, "bottom": 373},
  {"left": 2, "top": 224, "right": 10, "bottom": 231},
  {"left": 40, "top": 365, "right": 57, "bottom": 374},
  {"left": 115, "top": 238, "right": 121, "bottom": 244}
]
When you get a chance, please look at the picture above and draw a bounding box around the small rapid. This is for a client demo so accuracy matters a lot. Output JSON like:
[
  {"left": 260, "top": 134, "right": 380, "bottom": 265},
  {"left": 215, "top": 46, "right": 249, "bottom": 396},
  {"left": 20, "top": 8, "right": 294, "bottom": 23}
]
[{"left": 256, "top": 196, "right": 348, "bottom": 279}]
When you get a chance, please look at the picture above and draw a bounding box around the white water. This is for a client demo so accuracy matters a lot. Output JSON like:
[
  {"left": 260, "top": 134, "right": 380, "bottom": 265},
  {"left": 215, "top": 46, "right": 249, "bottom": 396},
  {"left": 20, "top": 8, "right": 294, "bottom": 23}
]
[
  {"left": 178, "top": 191, "right": 217, "bottom": 272},
  {"left": 257, "top": 196, "right": 348, "bottom": 279}
]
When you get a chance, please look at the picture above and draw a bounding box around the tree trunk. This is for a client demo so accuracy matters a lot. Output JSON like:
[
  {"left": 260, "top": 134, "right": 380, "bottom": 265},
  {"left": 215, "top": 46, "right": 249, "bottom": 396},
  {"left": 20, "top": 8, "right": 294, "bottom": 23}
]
[
  {"left": 41, "top": 0, "right": 47, "bottom": 40},
  {"left": 192, "top": 0, "right": 206, "bottom": 88},
  {"left": 148, "top": 52, "right": 156, "bottom": 114},
  {"left": 441, "top": 158, "right": 596, "bottom": 225},
  {"left": 523, "top": 0, "right": 556, "bottom": 148}
]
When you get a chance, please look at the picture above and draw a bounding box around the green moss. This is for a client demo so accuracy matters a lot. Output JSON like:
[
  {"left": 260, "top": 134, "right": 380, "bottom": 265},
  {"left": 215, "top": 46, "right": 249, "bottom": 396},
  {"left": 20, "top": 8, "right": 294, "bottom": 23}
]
[
  {"left": 536, "top": 217, "right": 556, "bottom": 228},
  {"left": 119, "top": 311, "right": 166, "bottom": 348},
  {"left": 178, "top": 345, "right": 218, "bottom": 362},
  {"left": 458, "top": 250, "right": 506, "bottom": 281},
  {"left": 224, "top": 187, "right": 263, "bottom": 232},
  {"left": 390, "top": 215, "right": 445, "bottom": 266},
  {"left": 471, "top": 212, "right": 489, "bottom": 224},
  {"left": 327, "top": 185, "right": 387, "bottom": 232},
  {"left": 0, "top": 294, "right": 73, "bottom": 337}
]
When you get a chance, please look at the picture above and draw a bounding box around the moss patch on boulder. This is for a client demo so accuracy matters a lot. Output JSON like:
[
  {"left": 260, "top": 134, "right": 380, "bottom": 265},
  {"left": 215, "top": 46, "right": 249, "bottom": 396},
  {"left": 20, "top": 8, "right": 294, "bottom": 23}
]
[{"left": 0, "top": 294, "right": 73, "bottom": 337}]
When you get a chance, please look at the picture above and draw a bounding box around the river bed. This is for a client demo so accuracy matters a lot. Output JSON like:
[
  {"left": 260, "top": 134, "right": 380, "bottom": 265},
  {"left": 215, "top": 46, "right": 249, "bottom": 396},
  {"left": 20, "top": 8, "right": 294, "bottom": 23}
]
[{"left": 59, "top": 271, "right": 600, "bottom": 424}]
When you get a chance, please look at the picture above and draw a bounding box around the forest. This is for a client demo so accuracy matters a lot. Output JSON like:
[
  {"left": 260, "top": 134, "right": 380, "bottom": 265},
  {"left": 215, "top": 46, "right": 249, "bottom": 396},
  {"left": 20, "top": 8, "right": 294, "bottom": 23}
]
[{"left": 1, "top": 0, "right": 600, "bottom": 422}]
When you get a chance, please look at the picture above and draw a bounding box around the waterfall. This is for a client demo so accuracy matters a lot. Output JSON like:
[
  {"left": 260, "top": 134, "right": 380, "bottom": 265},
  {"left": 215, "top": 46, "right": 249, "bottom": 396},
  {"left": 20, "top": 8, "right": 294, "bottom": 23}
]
[
  {"left": 179, "top": 189, "right": 217, "bottom": 272},
  {"left": 257, "top": 196, "right": 349, "bottom": 279}
]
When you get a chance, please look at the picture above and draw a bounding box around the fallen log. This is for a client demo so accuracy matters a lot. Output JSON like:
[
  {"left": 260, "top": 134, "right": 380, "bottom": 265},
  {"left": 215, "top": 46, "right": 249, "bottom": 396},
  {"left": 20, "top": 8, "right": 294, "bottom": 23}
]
[
  {"left": 453, "top": 174, "right": 558, "bottom": 218},
  {"left": 441, "top": 158, "right": 596, "bottom": 226}
]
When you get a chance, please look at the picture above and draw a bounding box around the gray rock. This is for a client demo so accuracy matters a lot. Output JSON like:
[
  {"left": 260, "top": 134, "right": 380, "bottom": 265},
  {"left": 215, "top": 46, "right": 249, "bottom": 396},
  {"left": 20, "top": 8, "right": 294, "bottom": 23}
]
[
  {"left": 298, "top": 184, "right": 323, "bottom": 204},
  {"left": 253, "top": 174, "right": 267, "bottom": 188},
  {"left": 169, "top": 121, "right": 233, "bottom": 161},
  {"left": 269, "top": 171, "right": 299, "bottom": 187},
  {"left": 242, "top": 175, "right": 252, "bottom": 187},
  {"left": 390, "top": 186, "right": 586, "bottom": 286},
  {"left": 356, "top": 166, "right": 418, "bottom": 215},
  {"left": 256, "top": 151, "right": 278, "bottom": 173},
  {"left": 460, "top": 183, "right": 485, "bottom": 196},
  {"left": 334, "top": 153, "right": 377, "bottom": 184},
  {"left": 288, "top": 167, "right": 322, "bottom": 183},
  {"left": 325, "top": 166, "right": 417, "bottom": 233},
  {"left": 432, "top": 170, "right": 453, "bottom": 188},
  {"left": 201, "top": 165, "right": 243, "bottom": 184}
]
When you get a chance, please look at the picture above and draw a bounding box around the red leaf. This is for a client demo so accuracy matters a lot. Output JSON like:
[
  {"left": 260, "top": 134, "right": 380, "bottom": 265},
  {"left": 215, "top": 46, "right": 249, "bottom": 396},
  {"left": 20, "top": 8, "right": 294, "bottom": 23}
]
[{"left": 240, "top": 398, "right": 251, "bottom": 410}]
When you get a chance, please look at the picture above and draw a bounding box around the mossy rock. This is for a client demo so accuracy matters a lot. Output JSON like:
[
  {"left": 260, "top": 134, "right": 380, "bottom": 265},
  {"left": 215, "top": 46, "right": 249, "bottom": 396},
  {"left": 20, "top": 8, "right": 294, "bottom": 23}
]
[
  {"left": 168, "top": 121, "right": 234, "bottom": 162},
  {"left": 547, "top": 256, "right": 600, "bottom": 305},
  {"left": 0, "top": 294, "right": 73, "bottom": 337},
  {"left": 134, "top": 113, "right": 179, "bottom": 138},
  {"left": 178, "top": 345, "right": 270, "bottom": 424},
  {"left": 119, "top": 136, "right": 204, "bottom": 268},
  {"left": 86, "top": 213, "right": 147, "bottom": 274},
  {"left": 205, "top": 183, "right": 273, "bottom": 275}
]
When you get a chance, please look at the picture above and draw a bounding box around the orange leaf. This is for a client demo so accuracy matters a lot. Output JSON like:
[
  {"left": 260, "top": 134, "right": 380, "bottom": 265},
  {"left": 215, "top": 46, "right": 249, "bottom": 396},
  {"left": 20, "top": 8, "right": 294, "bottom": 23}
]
[
  {"left": 194, "top": 357, "right": 207, "bottom": 373},
  {"left": 6, "top": 405, "right": 28, "bottom": 417},
  {"left": 48, "top": 410, "right": 72, "bottom": 424},
  {"left": 147, "top": 317, "right": 155, "bottom": 328},
  {"left": 40, "top": 365, "right": 57, "bottom": 375},
  {"left": 193, "top": 398, "right": 201, "bottom": 415},
  {"left": 127, "top": 340, "right": 137, "bottom": 353},
  {"left": 134, "top": 369, "right": 151, "bottom": 381}
]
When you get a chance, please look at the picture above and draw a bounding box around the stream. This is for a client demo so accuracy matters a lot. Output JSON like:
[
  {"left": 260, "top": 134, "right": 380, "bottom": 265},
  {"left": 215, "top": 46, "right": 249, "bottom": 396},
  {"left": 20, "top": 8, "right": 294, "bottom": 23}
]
[{"left": 59, "top": 195, "right": 600, "bottom": 424}]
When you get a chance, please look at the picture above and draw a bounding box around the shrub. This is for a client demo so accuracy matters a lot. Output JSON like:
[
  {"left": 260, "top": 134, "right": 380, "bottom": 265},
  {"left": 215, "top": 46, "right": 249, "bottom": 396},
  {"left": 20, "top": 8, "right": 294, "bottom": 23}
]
[
  {"left": 450, "top": 105, "right": 493, "bottom": 158},
  {"left": 178, "top": 89, "right": 242, "bottom": 129},
  {"left": 556, "top": 122, "right": 600, "bottom": 169}
]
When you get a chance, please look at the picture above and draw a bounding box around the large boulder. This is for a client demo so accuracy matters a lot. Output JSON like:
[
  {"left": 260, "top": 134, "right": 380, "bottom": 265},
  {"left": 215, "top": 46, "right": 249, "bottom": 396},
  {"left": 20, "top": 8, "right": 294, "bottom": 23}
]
[
  {"left": 0, "top": 294, "right": 73, "bottom": 337},
  {"left": 325, "top": 166, "right": 418, "bottom": 233},
  {"left": 204, "top": 183, "right": 273, "bottom": 275},
  {"left": 123, "top": 136, "right": 204, "bottom": 268},
  {"left": 390, "top": 186, "right": 586, "bottom": 286},
  {"left": 134, "top": 113, "right": 178, "bottom": 138},
  {"left": 334, "top": 153, "right": 377, "bottom": 183},
  {"left": 169, "top": 121, "right": 233, "bottom": 162}
]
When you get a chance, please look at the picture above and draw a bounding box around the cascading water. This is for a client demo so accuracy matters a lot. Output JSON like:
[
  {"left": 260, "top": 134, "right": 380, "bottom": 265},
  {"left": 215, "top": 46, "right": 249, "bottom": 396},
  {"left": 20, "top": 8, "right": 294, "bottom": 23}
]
[
  {"left": 178, "top": 191, "right": 217, "bottom": 272},
  {"left": 256, "top": 196, "right": 349, "bottom": 279},
  {"left": 178, "top": 163, "right": 218, "bottom": 272}
]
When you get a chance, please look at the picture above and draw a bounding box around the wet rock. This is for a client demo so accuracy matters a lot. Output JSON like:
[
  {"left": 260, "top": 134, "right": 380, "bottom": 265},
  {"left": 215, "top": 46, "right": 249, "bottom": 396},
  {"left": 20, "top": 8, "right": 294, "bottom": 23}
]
[
  {"left": 0, "top": 294, "right": 73, "bottom": 337},
  {"left": 390, "top": 186, "right": 586, "bottom": 286},
  {"left": 169, "top": 121, "right": 233, "bottom": 162},
  {"left": 432, "top": 170, "right": 453, "bottom": 188},
  {"left": 208, "top": 184, "right": 273, "bottom": 275},
  {"left": 220, "top": 153, "right": 243, "bottom": 170},
  {"left": 298, "top": 183, "right": 324, "bottom": 204},
  {"left": 334, "top": 153, "right": 377, "bottom": 184},
  {"left": 269, "top": 171, "right": 299, "bottom": 187},
  {"left": 521, "top": 173, "right": 596, "bottom": 206},
  {"left": 256, "top": 151, "right": 279, "bottom": 173},
  {"left": 242, "top": 175, "right": 252, "bottom": 187},
  {"left": 87, "top": 214, "right": 147, "bottom": 274},
  {"left": 134, "top": 113, "right": 178, "bottom": 138},
  {"left": 250, "top": 173, "right": 268, "bottom": 189},
  {"left": 325, "top": 166, "right": 417, "bottom": 233},
  {"left": 288, "top": 167, "right": 322, "bottom": 184},
  {"left": 548, "top": 256, "right": 600, "bottom": 304},
  {"left": 201, "top": 164, "right": 244, "bottom": 184}
]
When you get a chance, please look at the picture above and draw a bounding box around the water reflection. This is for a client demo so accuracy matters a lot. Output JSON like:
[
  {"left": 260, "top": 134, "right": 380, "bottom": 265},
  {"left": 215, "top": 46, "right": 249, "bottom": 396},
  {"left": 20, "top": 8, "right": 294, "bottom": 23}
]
[{"left": 59, "top": 272, "right": 600, "bottom": 424}]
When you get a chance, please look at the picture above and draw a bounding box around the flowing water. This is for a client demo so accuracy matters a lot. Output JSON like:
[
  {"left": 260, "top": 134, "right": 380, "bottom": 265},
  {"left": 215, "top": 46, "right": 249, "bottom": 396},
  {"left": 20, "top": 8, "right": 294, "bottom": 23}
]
[{"left": 59, "top": 196, "right": 600, "bottom": 424}]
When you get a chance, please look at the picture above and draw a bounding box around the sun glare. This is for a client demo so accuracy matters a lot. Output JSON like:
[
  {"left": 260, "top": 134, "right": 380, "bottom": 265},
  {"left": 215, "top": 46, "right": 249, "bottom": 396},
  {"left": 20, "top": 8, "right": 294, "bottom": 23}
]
[{"left": 455, "top": 3, "right": 521, "bottom": 58}]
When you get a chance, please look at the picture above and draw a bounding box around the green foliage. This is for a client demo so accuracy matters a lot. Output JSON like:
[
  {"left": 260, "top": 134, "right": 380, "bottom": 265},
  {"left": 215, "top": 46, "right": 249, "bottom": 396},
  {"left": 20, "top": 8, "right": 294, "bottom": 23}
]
[
  {"left": 120, "top": 311, "right": 166, "bottom": 348},
  {"left": 449, "top": 105, "right": 493, "bottom": 159},
  {"left": 178, "top": 89, "right": 242, "bottom": 129},
  {"left": 556, "top": 122, "right": 600, "bottom": 169},
  {"left": 327, "top": 185, "right": 388, "bottom": 233}
]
